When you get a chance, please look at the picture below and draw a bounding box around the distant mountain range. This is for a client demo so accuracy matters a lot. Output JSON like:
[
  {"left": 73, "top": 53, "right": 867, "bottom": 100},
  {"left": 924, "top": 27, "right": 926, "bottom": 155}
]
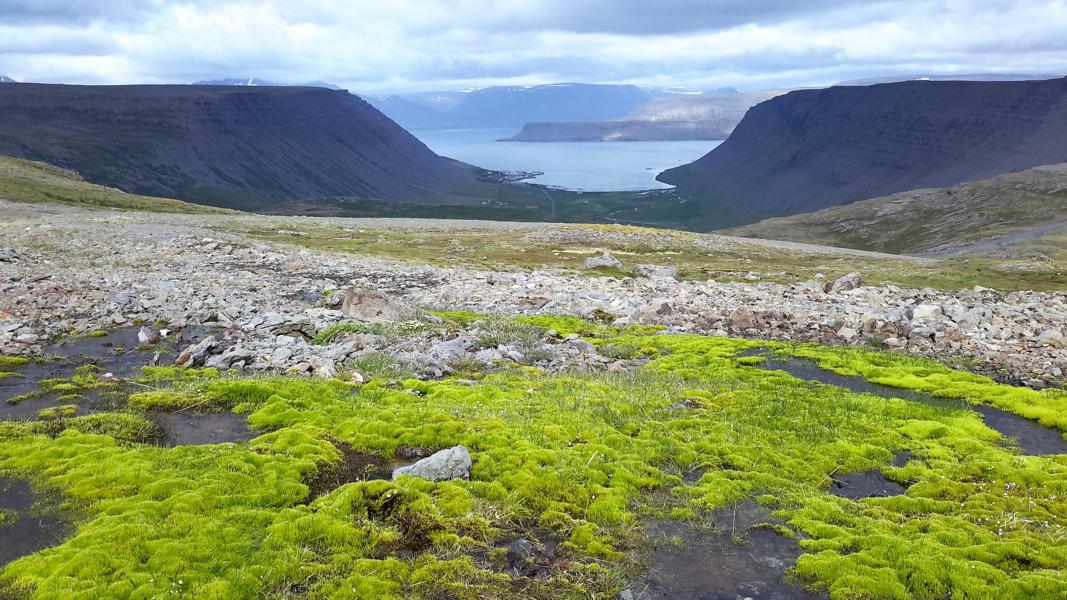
[
  {"left": 0, "top": 76, "right": 15, "bottom": 84},
  {"left": 365, "top": 83, "right": 707, "bottom": 130},
  {"left": 501, "top": 90, "right": 783, "bottom": 142},
  {"left": 0, "top": 83, "right": 516, "bottom": 211},
  {"left": 835, "top": 73, "right": 1066, "bottom": 86},
  {"left": 659, "top": 77, "right": 1067, "bottom": 229},
  {"left": 192, "top": 77, "right": 344, "bottom": 90}
]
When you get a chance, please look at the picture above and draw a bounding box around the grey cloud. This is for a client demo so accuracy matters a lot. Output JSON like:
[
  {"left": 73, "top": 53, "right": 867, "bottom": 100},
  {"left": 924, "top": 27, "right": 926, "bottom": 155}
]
[
  {"left": 0, "top": 0, "right": 170, "bottom": 24},
  {"left": 502, "top": 0, "right": 866, "bottom": 35},
  {"left": 0, "top": 0, "right": 1064, "bottom": 94}
]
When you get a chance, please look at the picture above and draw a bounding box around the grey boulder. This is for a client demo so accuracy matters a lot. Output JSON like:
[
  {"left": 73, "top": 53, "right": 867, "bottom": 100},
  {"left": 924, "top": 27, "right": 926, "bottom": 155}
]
[
  {"left": 635, "top": 264, "right": 679, "bottom": 280},
  {"left": 825, "top": 272, "right": 863, "bottom": 294},
  {"left": 340, "top": 289, "right": 413, "bottom": 322},
  {"left": 392, "top": 445, "right": 472, "bottom": 481},
  {"left": 584, "top": 252, "right": 622, "bottom": 269}
]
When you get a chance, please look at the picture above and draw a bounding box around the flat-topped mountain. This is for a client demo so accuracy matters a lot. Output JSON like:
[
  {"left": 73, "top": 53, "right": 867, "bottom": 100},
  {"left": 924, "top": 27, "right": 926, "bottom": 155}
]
[
  {"left": 502, "top": 90, "right": 782, "bottom": 141},
  {"left": 192, "top": 77, "right": 343, "bottom": 90},
  {"left": 368, "top": 83, "right": 659, "bottom": 130},
  {"left": 659, "top": 77, "right": 1067, "bottom": 228},
  {"left": 0, "top": 83, "right": 494, "bottom": 210}
]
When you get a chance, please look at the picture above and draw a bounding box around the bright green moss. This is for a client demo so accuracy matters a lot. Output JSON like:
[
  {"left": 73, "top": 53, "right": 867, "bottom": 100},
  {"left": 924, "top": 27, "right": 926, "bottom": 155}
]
[
  {"left": 138, "top": 366, "right": 220, "bottom": 383},
  {"left": 790, "top": 344, "right": 1067, "bottom": 436},
  {"left": 87, "top": 330, "right": 109, "bottom": 338},
  {"left": 37, "top": 405, "right": 78, "bottom": 419},
  {"left": 0, "top": 356, "right": 29, "bottom": 369},
  {"left": 0, "top": 322, "right": 1064, "bottom": 598},
  {"left": 0, "top": 372, "right": 24, "bottom": 381},
  {"left": 430, "top": 310, "right": 484, "bottom": 327}
]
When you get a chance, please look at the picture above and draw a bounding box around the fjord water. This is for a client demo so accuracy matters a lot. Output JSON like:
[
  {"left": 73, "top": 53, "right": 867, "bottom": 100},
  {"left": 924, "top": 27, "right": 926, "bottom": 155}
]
[{"left": 413, "top": 127, "right": 722, "bottom": 191}]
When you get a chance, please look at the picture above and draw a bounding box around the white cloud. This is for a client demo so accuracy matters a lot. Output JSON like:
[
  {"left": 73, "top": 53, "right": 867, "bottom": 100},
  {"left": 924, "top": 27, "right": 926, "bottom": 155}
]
[{"left": 0, "top": 0, "right": 1063, "bottom": 92}]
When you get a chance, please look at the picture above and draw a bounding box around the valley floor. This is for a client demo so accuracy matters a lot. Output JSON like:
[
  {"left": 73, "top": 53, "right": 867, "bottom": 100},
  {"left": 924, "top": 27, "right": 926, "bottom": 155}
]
[{"left": 1, "top": 200, "right": 1066, "bottom": 599}]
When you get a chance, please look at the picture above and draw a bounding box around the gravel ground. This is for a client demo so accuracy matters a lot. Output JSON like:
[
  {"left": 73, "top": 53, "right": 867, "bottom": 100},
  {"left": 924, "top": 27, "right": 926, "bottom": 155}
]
[{"left": 1, "top": 200, "right": 1063, "bottom": 388}]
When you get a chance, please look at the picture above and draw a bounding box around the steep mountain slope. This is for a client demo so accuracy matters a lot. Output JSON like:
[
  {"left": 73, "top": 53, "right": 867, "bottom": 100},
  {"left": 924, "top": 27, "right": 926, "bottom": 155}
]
[
  {"left": 0, "top": 155, "right": 234, "bottom": 214},
  {"left": 0, "top": 83, "right": 493, "bottom": 210},
  {"left": 503, "top": 90, "right": 782, "bottom": 141},
  {"left": 659, "top": 77, "right": 1067, "bottom": 228},
  {"left": 723, "top": 163, "right": 1067, "bottom": 254},
  {"left": 0, "top": 76, "right": 15, "bottom": 84}
]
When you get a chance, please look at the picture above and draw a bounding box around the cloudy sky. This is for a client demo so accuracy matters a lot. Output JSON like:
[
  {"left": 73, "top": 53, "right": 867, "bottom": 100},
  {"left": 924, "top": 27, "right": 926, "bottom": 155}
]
[{"left": 1, "top": 0, "right": 1065, "bottom": 94}]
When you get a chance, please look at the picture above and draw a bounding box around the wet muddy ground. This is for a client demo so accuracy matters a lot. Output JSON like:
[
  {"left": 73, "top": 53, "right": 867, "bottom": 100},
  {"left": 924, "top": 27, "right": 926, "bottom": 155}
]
[
  {"left": 307, "top": 439, "right": 409, "bottom": 499},
  {"left": 0, "top": 478, "right": 71, "bottom": 568},
  {"left": 827, "top": 451, "right": 912, "bottom": 500},
  {"left": 153, "top": 411, "right": 253, "bottom": 447},
  {"left": 741, "top": 350, "right": 1067, "bottom": 456},
  {"left": 1, "top": 326, "right": 251, "bottom": 446},
  {"left": 631, "top": 501, "right": 821, "bottom": 600}
]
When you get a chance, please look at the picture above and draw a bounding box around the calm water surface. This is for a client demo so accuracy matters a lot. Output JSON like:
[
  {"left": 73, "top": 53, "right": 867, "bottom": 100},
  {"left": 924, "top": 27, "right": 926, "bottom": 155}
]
[{"left": 413, "top": 128, "right": 721, "bottom": 192}]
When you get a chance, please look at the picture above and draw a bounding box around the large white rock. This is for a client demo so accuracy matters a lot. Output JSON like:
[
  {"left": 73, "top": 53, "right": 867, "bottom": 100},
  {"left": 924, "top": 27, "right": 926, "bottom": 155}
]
[
  {"left": 584, "top": 252, "right": 622, "bottom": 269},
  {"left": 340, "top": 289, "right": 413, "bottom": 322},
  {"left": 635, "top": 264, "right": 679, "bottom": 280},
  {"left": 825, "top": 272, "right": 863, "bottom": 294},
  {"left": 392, "top": 445, "right": 472, "bottom": 481},
  {"left": 910, "top": 304, "right": 944, "bottom": 321}
]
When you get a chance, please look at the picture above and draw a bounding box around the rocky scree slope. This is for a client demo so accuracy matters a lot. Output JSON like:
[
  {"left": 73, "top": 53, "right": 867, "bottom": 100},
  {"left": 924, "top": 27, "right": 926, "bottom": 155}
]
[
  {"left": 0, "top": 84, "right": 491, "bottom": 211},
  {"left": 1, "top": 202, "right": 1065, "bottom": 388},
  {"left": 659, "top": 77, "right": 1067, "bottom": 228}
]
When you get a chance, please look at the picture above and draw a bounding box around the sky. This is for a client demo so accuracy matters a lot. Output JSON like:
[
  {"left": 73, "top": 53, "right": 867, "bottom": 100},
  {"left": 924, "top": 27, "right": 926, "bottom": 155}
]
[{"left": 1, "top": 0, "right": 1065, "bottom": 94}]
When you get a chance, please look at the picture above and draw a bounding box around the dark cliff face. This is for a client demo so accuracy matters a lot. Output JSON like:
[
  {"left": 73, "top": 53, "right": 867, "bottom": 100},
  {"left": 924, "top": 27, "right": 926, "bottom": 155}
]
[
  {"left": 0, "top": 84, "right": 484, "bottom": 210},
  {"left": 659, "top": 77, "right": 1067, "bottom": 228}
]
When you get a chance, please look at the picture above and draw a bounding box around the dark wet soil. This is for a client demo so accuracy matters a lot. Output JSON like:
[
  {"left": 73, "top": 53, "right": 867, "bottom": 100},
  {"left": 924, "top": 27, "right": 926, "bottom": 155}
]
[
  {"left": 497, "top": 535, "right": 560, "bottom": 579},
  {"left": 153, "top": 412, "right": 253, "bottom": 447},
  {"left": 0, "top": 477, "right": 72, "bottom": 568},
  {"left": 742, "top": 351, "right": 1067, "bottom": 456},
  {"left": 829, "top": 452, "right": 912, "bottom": 500},
  {"left": 304, "top": 441, "right": 406, "bottom": 501},
  {"left": 830, "top": 471, "right": 906, "bottom": 500},
  {"left": 632, "top": 501, "right": 821, "bottom": 600}
]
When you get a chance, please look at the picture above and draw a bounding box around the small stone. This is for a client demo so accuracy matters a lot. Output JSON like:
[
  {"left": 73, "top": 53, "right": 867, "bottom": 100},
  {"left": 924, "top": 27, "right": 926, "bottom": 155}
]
[
  {"left": 175, "top": 336, "right": 218, "bottom": 368},
  {"left": 1036, "top": 328, "right": 1064, "bottom": 348},
  {"left": 506, "top": 538, "right": 535, "bottom": 567},
  {"left": 727, "top": 307, "right": 756, "bottom": 329},
  {"left": 137, "top": 326, "right": 159, "bottom": 345},
  {"left": 107, "top": 292, "right": 132, "bottom": 306}
]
